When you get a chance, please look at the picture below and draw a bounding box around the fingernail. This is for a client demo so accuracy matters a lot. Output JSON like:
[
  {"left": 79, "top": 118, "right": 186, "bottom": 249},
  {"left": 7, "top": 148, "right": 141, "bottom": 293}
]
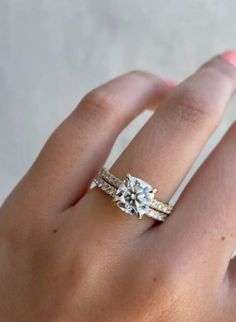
[
  {"left": 221, "top": 50, "right": 236, "bottom": 68},
  {"left": 163, "top": 78, "right": 176, "bottom": 87}
]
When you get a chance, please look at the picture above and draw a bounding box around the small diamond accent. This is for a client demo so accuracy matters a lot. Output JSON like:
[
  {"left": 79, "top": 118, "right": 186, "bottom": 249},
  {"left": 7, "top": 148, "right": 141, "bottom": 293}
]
[
  {"left": 148, "top": 210, "right": 166, "bottom": 221},
  {"left": 101, "top": 169, "right": 122, "bottom": 188},
  {"left": 94, "top": 177, "right": 116, "bottom": 198},
  {"left": 94, "top": 168, "right": 173, "bottom": 222}
]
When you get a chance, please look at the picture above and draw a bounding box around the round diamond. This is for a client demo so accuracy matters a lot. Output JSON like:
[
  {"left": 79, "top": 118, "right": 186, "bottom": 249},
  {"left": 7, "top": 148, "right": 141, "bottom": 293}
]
[{"left": 114, "top": 175, "right": 155, "bottom": 217}]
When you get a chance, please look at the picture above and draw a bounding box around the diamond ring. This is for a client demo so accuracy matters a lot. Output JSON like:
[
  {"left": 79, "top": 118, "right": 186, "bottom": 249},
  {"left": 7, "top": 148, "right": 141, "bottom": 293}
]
[{"left": 94, "top": 168, "right": 173, "bottom": 221}]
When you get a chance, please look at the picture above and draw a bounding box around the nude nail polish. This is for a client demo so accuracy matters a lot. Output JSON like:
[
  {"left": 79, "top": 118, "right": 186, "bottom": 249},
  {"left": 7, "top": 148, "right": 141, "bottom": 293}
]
[{"left": 221, "top": 50, "right": 236, "bottom": 68}]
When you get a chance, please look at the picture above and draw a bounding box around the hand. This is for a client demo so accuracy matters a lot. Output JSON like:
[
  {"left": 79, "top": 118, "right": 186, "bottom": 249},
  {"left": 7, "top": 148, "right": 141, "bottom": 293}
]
[{"left": 1, "top": 51, "right": 236, "bottom": 322}]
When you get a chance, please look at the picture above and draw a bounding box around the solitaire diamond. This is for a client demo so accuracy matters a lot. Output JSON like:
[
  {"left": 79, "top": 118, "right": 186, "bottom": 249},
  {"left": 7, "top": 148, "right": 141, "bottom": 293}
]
[{"left": 114, "top": 175, "right": 155, "bottom": 218}]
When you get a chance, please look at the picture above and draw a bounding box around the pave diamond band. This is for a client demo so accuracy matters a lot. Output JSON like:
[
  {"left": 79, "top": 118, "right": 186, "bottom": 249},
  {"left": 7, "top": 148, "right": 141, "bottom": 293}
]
[
  {"left": 94, "top": 177, "right": 167, "bottom": 221},
  {"left": 99, "top": 168, "right": 173, "bottom": 214},
  {"left": 94, "top": 168, "right": 173, "bottom": 222}
]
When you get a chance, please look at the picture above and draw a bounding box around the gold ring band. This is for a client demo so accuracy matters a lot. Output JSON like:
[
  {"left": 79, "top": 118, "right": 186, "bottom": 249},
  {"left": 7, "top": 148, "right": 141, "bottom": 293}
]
[{"left": 94, "top": 168, "right": 173, "bottom": 221}]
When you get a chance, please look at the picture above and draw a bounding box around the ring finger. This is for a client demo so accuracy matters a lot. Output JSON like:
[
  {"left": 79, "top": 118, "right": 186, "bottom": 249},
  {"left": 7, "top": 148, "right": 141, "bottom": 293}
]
[{"left": 77, "top": 53, "right": 236, "bottom": 236}]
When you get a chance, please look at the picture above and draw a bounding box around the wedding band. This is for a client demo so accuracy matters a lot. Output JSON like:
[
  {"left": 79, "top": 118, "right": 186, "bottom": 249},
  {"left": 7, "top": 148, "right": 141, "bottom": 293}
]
[{"left": 94, "top": 168, "right": 173, "bottom": 221}]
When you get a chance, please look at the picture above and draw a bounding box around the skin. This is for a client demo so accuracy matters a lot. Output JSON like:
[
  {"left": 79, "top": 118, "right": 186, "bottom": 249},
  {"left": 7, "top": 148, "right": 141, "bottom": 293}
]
[{"left": 1, "top": 53, "right": 236, "bottom": 322}]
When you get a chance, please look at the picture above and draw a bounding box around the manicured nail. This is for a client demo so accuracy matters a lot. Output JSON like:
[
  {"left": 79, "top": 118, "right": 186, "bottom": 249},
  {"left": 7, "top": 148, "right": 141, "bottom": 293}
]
[
  {"left": 221, "top": 50, "right": 236, "bottom": 68},
  {"left": 162, "top": 78, "right": 176, "bottom": 87}
]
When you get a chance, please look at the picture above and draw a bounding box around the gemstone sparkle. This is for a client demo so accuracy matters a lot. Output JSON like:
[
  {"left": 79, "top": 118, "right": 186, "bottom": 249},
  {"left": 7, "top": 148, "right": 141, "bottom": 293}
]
[{"left": 114, "top": 175, "right": 155, "bottom": 218}]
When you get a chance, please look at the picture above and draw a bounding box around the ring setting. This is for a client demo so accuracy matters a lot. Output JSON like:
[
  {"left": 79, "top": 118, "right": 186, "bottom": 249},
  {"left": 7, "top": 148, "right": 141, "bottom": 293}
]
[{"left": 94, "top": 168, "right": 173, "bottom": 222}]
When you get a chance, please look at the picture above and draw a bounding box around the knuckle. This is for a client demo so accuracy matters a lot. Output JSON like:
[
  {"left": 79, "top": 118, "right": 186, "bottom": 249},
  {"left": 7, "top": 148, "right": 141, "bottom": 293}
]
[
  {"left": 129, "top": 69, "right": 153, "bottom": 79},
  {"left": 80, "top": 88, "right": 120, "bottom": 121},
  {"left": 129, "top": 69, "right": 161, "bottom": 86},
  {"left": 163, "top": 88, "right": 217, "bottom": 131},
  {"left": 201, "top": 56, "right": 236, "bottom": 83}
]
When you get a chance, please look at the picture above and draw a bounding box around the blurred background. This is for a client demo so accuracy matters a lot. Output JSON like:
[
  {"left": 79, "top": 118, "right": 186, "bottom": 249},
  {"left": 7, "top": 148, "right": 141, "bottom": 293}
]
[{"left": 0, "top": 0, "right": 236, "bottom": 203}]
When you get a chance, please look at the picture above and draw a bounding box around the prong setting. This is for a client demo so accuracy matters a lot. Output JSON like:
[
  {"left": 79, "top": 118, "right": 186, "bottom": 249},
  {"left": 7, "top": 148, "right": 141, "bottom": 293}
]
[
  {"left": 94, "top": 169, "right": 173, "bottom": 221},
  {"left": 126, "top": 173, "right": 132, "bottom": 179}
]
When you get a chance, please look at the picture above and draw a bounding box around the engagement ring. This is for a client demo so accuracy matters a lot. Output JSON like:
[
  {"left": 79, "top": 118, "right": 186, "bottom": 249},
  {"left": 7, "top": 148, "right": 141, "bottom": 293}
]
[{"left": 94, "top": 168, "right": 173, "bottom": 221}]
